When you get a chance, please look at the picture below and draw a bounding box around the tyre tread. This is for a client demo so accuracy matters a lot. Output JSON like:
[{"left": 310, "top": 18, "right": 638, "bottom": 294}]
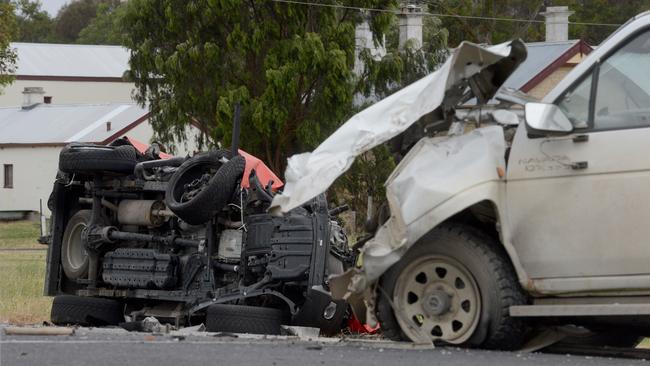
[
  {"left": 51, "top": 295, "right": 124, "bottom": 326},
  {"left": 205, "top": 304, "right": 282, "bottom": 335}
]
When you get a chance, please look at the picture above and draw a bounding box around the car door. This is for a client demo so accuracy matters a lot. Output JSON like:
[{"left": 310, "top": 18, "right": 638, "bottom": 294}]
[{"left": 506, "top": 29, "right": 650, "bottom": 291}]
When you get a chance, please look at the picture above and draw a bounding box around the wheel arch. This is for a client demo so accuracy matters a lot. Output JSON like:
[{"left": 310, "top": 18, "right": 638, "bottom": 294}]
[{"left": 402, "top": 182, "right": 530, "bottom": 291}]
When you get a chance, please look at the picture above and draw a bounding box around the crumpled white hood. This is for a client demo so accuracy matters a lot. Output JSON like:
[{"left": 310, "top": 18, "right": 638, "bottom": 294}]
[{"left": 271, "top": 41, "right": 518, "bottom": 213}]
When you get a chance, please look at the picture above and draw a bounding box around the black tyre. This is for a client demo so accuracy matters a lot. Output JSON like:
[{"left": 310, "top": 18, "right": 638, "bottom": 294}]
[
  {"left": 61, "top": 210, "right": 92, "bottom": 281},
  {"left": 50, "top": 295, "right": 124, "bottom": 326},
  {"left": 205, "top": 304, "right": 282, "bottom": 335},
  {"left": 59, "top": 143, "right": 137, "bottom": 174},
  {"left": 166, "top": 152, "right": 246, "bottom": 225},
  {"left": 377, "top": 223, "right": 528, "bottom": 349}
]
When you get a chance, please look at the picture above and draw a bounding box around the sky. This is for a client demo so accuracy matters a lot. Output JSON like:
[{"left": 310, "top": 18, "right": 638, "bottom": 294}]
[{"left": 41, "top": 0, "right": 68, "bottom": 16}]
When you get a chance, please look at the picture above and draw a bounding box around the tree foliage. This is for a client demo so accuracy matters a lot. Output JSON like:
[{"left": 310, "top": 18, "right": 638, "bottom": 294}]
[
  {"left": 0, "top": 1, "right": 17, "bottom": 90},
  {"left": 53, "top": 0, "right": 102, "bottom": 43},
  {"left": 120, "top": 0, "right": 396, "bottom": 173},
  {"left": 557, "top": 0, "right": 650, "bottom": 45},
  {"left": 12, "top": 0, "right": 54, "bottom": 42},
  {"left": 77, "top": 1, "right": 125, "bottom": 45},
  {"left": 428, "top": 0, "right": 650, "bottom": 46},
  {"left": 11, "top": 0, "right": 125, "bottom": 44},
  {"left": 428, "top": 0, "right": 545, "bottom": 46}
]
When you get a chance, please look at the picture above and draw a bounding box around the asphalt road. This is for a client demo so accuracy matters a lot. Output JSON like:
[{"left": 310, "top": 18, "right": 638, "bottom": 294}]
[{"left": 0, "top": 328, "right": 646, "bottom": 366}]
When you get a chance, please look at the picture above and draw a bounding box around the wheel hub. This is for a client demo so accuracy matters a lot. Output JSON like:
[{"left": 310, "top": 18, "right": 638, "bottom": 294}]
[{"left": 423, "top": 290, "right": 451, "bottom": 316}]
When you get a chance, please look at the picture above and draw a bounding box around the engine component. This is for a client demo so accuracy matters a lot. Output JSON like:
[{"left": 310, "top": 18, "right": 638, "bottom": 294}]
[
  {"left": 218, "top": 229, "right": 243, "bottom": 263},
  {"left": 244, "top": 212, "right": 320, "bottom": 281},
  {"left": 117, "top": 200, "right": 171, "bottom": 226},
  {"left": 102, "top": 248, "right": 179, "bottom": 289},
  {"left": 104, "top": 227, "right": 201, "bottom": 247}
]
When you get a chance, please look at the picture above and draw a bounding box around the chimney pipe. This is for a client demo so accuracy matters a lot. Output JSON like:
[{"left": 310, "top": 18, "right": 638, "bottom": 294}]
[
  {"left": 353, "top": 15, "right": 387, "bottom": 76},
  {"left": 541, "top": 6, "right": 574, "bottom": 42},
  {"left": 43, "top": 96, "right": 52, "bottom": 104},
  {"left": 22, "top": 87, "right": 45, "bottom": 109},
  {"left": 106, "top": 121, "right": 112, "bottom": 132}
]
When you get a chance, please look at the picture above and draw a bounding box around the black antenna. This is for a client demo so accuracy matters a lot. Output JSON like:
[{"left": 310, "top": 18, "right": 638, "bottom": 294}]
[{"left": 231, "top": 102, "right": 241, "bottom": 156}]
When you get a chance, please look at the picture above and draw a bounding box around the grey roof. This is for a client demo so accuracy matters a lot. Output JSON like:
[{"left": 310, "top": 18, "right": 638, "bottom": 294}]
[
  {"left": 502, "top": 40, "right": 579, "bottom": 90},
  {"left": 0, "top": 103, "right": 148, "bottom": 145},
  {"left": 10, "top": 42, "right": 129, "bottom": 78}
]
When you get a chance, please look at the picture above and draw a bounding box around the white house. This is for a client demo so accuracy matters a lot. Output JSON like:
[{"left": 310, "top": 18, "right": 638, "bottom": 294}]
[
  {"left": 0, "top": 98, "right": 202, "bottom": 218},
  {"left": 0, "top": 42, "right": 133, "bottom": 107},
  {"left": 0, "top": 43, "right": 206, "bottom": 218}
]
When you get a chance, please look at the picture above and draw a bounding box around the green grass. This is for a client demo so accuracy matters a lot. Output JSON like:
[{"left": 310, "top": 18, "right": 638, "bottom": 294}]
[
  {"left": 0, "top": 250, "right": 52, "bottom": 324},
  {"left": 0, "top": 220, "right": 51, "bottom": 324},
  {"left": 0, "top": 220, "right": 42, "bottom": 249}
]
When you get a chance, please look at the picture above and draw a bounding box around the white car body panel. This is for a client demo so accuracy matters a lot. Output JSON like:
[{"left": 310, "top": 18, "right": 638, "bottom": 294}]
[
  {"left": 362, "top": 126, "right": 517, "bottom": 282},
  {"left": 271, "top": 41, "right": 519, "bottom": 214}
]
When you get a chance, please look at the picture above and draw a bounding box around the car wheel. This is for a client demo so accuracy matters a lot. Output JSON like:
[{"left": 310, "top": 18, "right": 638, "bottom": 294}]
[
  {"left": 51, "top": 295, "right": 124, "bottom": 326},
  {"left": 166, "top": 152, "right": 246, "bottom": 225},
  {"left": 61, "top": 210, "right": 93, "bottom": 281},
  {"left": 59, "top": 143, "right": 137, "bottom": 174},
  {"left": 377, "top": 223, "right": 528, "bottom": 349},
  {"left": 205, "top": 304, "right": 282, "bottom": 335}
]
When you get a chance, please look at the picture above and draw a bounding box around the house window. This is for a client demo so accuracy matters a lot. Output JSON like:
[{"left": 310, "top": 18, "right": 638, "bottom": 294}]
[{"left": 4, "top": 164, "right": 13, "bottom": 188}]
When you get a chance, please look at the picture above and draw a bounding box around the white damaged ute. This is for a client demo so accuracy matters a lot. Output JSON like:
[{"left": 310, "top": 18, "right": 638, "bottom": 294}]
[{"left": 272, "top": 12, "right": 650, "bottom": 349}]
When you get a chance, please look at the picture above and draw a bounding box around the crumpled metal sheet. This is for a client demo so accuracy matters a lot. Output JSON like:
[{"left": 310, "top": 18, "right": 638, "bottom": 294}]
[
  {"left": 329, "top": 126, "right": 506, "bottom": 309},
  {"left": 362, "top": 126, "right": 506, "bottom": 282},
  {"left": 270, "top": 41, "right": 517, "bottom": 214}
]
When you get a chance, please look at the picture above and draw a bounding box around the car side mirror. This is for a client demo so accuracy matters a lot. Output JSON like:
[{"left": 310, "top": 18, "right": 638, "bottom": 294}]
[{"left": 524, "top": 102, "right": 574, "bottom": 137}]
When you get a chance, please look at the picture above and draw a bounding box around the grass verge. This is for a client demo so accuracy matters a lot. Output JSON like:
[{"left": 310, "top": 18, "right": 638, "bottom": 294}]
[
  {"left": 0, "top": 250, "right": 51, "bottom": 324},
  {"left": 0, "top": 220, "right": 42, "bottom": 249},
  {"left": 0, "top": 220, "right": 51, "bottom": 323}
]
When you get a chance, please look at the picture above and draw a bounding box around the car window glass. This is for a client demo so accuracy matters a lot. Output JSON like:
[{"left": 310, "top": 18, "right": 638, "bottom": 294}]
[
  {"left": 593, "top": 32, "right": 650, "bottom": 130},
  {"left": 557, "top": 73, "right": 592, "bottom": 128}
]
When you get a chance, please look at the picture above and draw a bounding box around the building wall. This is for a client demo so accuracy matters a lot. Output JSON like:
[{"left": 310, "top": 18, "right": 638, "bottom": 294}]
[
  {"left": 0, "top": 146, "right": 61, "bottom": 216},
  {"left": 526, "top": 53, "right": 588, "bottom": 99},
  {"left": 0, "top": 80, "right": 135, "bottom": 107},
  {"left": 0, "top": 121, "right": 203, "bottom": 216},
  {"left": 527, "top": 66, "right": 574, "bottom": 99}
]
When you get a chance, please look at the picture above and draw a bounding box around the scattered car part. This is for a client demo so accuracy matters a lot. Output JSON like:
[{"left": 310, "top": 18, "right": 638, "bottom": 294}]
[{"left": 3, "top": 327, "right": 75, "bottom": 336}]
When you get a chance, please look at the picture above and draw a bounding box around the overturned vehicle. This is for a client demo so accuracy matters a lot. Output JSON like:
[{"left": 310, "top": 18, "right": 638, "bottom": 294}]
[
  {"left": 272, "top": 12, "right": 650, "bottom": 349},
  {"left": 43, "top": 136, "right": 353, "bottom": 335}
]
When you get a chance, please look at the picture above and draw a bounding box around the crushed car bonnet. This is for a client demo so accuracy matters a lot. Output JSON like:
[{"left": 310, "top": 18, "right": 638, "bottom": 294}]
[{"left": 271, "top": 40, "right": 526, "bottom": 214}]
